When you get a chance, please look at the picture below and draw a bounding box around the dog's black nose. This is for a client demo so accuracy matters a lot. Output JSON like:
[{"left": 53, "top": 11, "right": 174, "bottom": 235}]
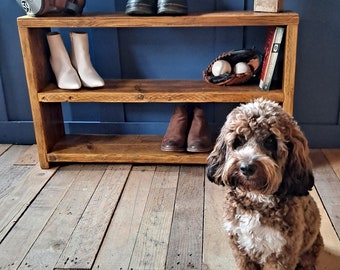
[{"left": 240, "top": 163, "right": 256, "bottom": 177}]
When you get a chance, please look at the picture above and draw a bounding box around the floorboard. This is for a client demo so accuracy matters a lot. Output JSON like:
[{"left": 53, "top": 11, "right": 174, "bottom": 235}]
[
  {"left": 311, "top": 150, "right": 340, "bottom": 238},
  {"left": 165, "top": 165, "right": 205, "bottom": 270},
  {"left": 0, "top": 165, "right": 82, "bottom": 269},
  {"left": 0, "top": 163, "right": 57, "bottom": 241},
  {"left": 203, "top": 179, "right": 236, "bottom": 269},
  {"left": 128, "top": 166, "right": 179, "bottom": 270},
  {"left": 0, "top": 145, "right": 339, "bottom": 270},
  {"left": 0, "top": 144, "right": 11, "bottom": 156},
  {"left": 94, "top": 166, "right": 156, "bottom": 269},
  {"left": 55, "top": 165, "right": 132, "bottom": 269},
  {"left": 18, "top": 165, "right": 107, "bottom": 270},
  {"left": 323, "top": 149, "right": 340, "bottom": 180}
]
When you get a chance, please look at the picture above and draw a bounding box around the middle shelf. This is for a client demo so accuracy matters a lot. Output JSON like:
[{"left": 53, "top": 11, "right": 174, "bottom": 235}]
[{"left": 38, "top": 79, "right": 284, "bottom": 103}]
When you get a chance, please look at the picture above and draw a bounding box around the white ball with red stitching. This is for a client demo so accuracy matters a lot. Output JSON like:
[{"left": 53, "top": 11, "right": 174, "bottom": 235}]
[
  {"left": 234, "top": 62, "right": 251, "bottom": 74},
  {"left": 211, "top": 60, "right": 232, "bottom": 76}
]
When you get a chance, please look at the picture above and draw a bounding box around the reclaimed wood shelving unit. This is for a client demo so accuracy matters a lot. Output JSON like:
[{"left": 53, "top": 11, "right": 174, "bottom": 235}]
[{"left": 17, "top": 11, "right": 299, "bottom": 168}]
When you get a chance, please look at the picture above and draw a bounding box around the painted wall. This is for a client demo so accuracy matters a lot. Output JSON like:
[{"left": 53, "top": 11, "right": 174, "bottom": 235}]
[{"left": 0, "top": 0, "right": 339, "bottom": 147}]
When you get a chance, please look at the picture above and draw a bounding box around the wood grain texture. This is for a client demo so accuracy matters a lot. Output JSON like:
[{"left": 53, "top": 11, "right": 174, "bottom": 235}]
[
  {"left": 165, "top": 165, "right": 205, "bottom": 270},
  {"left": 0, "top": 165, "right": 81, "bottom": 269},
  {"left": 203, "top": 180, "right": 236, "bottom": 269},
  {"left": 0, "top": 147, "right": 339, "bottom": 269},
  {"left": 323, "top": 149, "right": 340, "bottom": 180},
  {"left": 18, "top": 165, "right": 107, "bottom": 270},
  {"left": 55, "top": 165, "right": 132, "bottom": 269},
  {"left": 282, "top": 24, "right": 298, "bottom": 115},
  {"left": 0, "top": 146, "right": 33, "bottom": 199},
  {"left": 17, "top": 27, "right": 64, "bottom": 168},
  {"left": 14, "top": 144, "right": 38, "bottom": 165},
  {"left": 129, "top": 166, "right": 179, "bottom": 269},
  {"left": 311, "top": 149, "right": 340, "bottom": 238},
  {"left": 17, "top": 11, "right": 299, "bottom": 28},
  {"left": 0, "top": 164, "right": 57, "bottom": 241},
  {"left": 38, "top": 80, "right": 284, "bottom": 103},
  {"left": 47, "top": 134, "right": 209, "bottom": 165},
  {"left": 311, "top": 189, "right": 340, "bottom": 269},
  {"left": 0, "top": 144, "right": 11, "bottom": 156},
  {"left": 94, "top": 166, "right": 156, "bottom": 269}
]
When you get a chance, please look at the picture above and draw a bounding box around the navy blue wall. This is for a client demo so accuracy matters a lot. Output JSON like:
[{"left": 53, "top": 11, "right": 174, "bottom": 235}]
[{"left": 0, "top": 0, "right": 339, "bottom": 147}]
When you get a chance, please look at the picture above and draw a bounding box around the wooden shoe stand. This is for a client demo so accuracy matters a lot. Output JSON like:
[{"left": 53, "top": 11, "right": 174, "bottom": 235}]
[{"left": 17, "top": 11, "right": 299, "bottom": 168}]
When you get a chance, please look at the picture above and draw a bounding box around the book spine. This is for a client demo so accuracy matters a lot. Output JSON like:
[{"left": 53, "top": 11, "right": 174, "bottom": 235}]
[
  {"left": 259, "top": 27, "right": 285, "bottom": 90},
  {"left": 259, "top": 26, "right": 276, "bottom": 90}
]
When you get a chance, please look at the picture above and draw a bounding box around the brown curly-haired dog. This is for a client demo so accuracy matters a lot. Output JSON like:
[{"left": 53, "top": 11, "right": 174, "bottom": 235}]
[{"left": 207, "top": 98, "right": 323, "bottom": 270}]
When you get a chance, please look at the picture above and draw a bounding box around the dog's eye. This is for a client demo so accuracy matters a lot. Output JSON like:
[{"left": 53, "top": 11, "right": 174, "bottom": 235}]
[
  {"left": 263, "top": 134, "right": 277, "bottom": 151},
  {"left": 233, "top": 135, "right": 246, "bottom": 149}
]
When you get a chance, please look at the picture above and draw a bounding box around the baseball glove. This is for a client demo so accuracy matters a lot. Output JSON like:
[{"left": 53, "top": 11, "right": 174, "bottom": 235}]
[{"left": 203, "top": 49, "right": 262, "bottom": 86}]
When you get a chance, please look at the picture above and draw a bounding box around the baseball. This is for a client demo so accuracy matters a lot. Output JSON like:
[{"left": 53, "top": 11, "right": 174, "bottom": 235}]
[
  {"left": 233, "top": 62, "right": 251, "bottom": 74},
  {"left": 211, "top": 60, "right": 232, "bottom": 76}
]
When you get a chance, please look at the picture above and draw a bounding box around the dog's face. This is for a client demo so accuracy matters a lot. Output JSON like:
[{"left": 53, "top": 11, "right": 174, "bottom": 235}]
[{"left": 207, "top": 98, "right": 314, "bottom": 196}]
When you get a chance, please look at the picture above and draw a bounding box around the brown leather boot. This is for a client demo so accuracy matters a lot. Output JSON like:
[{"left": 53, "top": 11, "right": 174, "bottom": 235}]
[
  {"left": 187, "top": 107, "right": 213, "bottom": 153},
  {"left": 161, "top": 106, "right": 188, "bottom": 152}
]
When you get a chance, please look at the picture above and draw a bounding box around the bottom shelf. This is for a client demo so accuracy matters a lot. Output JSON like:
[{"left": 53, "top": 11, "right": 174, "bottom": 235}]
[{"left": 47, "top": 134, "right": 209, "bottom": 165}]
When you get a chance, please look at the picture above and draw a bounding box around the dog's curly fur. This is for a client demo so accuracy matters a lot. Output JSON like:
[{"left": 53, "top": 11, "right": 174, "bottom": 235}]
[{"left": 207, "top": 98, "right": 323, "bottom": 270}]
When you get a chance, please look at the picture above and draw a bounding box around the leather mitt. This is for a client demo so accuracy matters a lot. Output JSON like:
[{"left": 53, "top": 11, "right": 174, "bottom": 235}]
[{"left": 203, "top": 49, "right": 262, "bottom": 86}]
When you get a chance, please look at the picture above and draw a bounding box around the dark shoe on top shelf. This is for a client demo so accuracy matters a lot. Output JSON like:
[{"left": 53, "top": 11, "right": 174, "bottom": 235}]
[
  {"left": 125, "top": 0, "right": 157, "bottom": 15},
  {"left": 187, "top": 107, "right": 213, "bottom": 153},
  {"left": 161, "top": 106, "right": 188, "bottom": 152},
  {"left": 157, "top": 0, "right": 188, "bottom": 15}
]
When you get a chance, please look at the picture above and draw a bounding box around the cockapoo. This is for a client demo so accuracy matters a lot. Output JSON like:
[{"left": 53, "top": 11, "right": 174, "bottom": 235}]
[{"left": 207, "top": 98, "right": 323, "bottom": 269}]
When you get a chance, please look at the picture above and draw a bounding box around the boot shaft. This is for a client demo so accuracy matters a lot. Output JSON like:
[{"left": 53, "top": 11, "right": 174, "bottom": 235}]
[
  {"left": 166, "top": 106, "right": 188, "bottom": 132},
  {"left": 190, "top": 107, "right": 208, "bottom": 134},
  {"left": 187, "top": 107, "right": 212, "bottom": 153},
  {"left": 46, "top": 32, "right": 69, "bottom": 60},
  {"left": 70, "top": 31, "right": 91, "bottom": 66},
  {"left": 46, "top": 32, "right": 81, "bottom": 90},
  {"left": 69, "top": 31, "right": 105, "bottom": 88},
  {"left": 161, "top": 106, "right": 188, "bottom": 152}
]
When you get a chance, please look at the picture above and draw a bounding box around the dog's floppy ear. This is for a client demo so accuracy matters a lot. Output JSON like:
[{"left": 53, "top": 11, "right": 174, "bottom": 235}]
[
  {"left": 276, "top": 126, "right": 314, "bottom": 196},
  {"left": 207, "top": 137, "right": 227, "bottom": 186}
]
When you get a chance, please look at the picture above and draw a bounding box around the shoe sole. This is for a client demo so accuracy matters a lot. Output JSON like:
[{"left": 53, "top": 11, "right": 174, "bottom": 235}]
[{"left": 161, "top": 146, "right": 185, "bottom": 152}]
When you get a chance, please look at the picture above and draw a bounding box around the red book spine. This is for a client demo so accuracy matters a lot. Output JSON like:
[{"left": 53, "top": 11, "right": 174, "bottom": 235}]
[
  {"left": 259, "top": 26, "right": 276, "bottom": 88},
  {"left": 263, "top": 27, "right": 285, "bottom": 90},
  {"left": 259, "top": 27, "right": 285, "bottom": 90}
]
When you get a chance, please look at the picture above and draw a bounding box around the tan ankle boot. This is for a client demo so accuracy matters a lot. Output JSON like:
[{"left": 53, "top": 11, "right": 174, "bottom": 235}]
[
  {"left": 161, "top": 106, "right": 188, "bottom": 152},
  {"left": 46, "top": 32, "right": 81, "bottom": 90},
  {"left": 187, "top": 107, "right": 213, "bottom": 153},
  {"left": 70, "top": 32, "right": 105, "bottom": 88}
]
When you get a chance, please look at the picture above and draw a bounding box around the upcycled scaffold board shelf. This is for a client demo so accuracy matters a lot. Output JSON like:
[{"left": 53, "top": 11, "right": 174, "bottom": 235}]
[{"left": 17, "top": 11, "right": 299, "bottom": 168}]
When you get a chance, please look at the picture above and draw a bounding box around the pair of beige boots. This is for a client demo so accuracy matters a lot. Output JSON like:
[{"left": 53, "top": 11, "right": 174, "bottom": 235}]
[{"left": 46, "top": 32, "right": 104, "bottom": 90}]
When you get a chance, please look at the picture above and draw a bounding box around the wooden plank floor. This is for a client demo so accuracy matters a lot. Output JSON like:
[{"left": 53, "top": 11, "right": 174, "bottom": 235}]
[{"left": 0, "top": 145, "right": 339, "bottom": 270}]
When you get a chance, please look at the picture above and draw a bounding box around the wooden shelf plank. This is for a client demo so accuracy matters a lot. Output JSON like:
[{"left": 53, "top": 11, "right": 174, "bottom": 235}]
[
  {"left": 38, "top": 80, "right": 284, "bottom": 103},
  {"left": 17, "top": 11, "right": 299, "bottom": 28},
  {"left": 47, "top": 135, "right": 208, "bottom": 164}
]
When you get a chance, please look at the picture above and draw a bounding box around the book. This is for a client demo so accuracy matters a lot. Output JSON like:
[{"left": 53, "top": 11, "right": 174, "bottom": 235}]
[{"left": 259, "top": 26, "right": 285, "bottom": 91}]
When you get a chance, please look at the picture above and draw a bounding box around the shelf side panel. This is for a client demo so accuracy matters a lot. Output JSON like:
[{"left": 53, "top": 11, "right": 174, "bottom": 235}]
[
  {"left": 282, "top": 24, "right": 298, "bottom": 115},
  {"left": 17, "top": 26, "right": 65, "bottom": 168}
]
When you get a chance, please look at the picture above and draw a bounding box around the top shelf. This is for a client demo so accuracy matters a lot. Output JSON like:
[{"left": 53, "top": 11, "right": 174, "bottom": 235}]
[{"left": 17, "top": 11, "right": 299, "bottom": 28}]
